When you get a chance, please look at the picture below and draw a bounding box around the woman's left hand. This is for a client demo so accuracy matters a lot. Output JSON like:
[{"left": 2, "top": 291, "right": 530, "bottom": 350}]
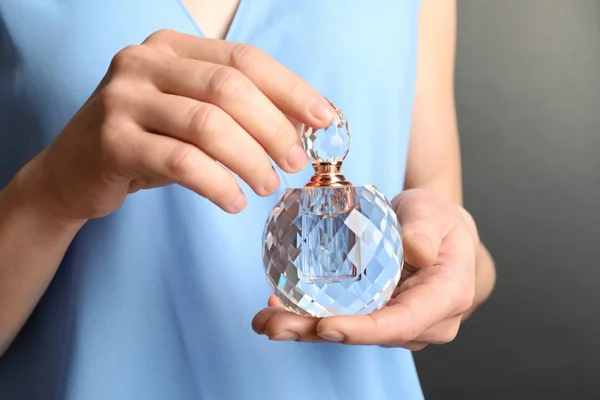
[{"left": 252, "top": 189, "right": 479, "bottom": 350}]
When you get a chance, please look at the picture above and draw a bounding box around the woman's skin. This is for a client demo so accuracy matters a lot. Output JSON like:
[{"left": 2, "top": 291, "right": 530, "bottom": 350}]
[{"left": 0, "top": 0, "right": 495, "bottom": 355}]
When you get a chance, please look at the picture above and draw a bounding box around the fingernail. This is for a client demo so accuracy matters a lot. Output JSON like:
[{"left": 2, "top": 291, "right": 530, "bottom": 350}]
[
  {"left": 309, "top": 96, "right": 336, "bottom": 124},
  {"left": 271, "top": 331, "right": 299, "bottom": 341},
  {"left": 231, "top": 193, "right": 247, "bottom": 213},
  {"left": 287, "top": 144, "right": 308, "bottom": 171},
  {"left": 318, "top": 331, "right": 345, "bottom": 342},
  {"left": 264, "top": 168, "right": 280, "bottom": 194}
]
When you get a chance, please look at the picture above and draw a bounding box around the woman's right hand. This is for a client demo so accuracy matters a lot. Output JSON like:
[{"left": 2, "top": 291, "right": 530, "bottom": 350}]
[{"left": 28, "top": 29, "right": 335, "bottom": 221}]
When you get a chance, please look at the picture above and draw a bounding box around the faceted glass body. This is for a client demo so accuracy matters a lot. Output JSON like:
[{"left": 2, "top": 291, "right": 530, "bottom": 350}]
[{"left": 262, "top": 185, "right": 403, "bottom": 317}]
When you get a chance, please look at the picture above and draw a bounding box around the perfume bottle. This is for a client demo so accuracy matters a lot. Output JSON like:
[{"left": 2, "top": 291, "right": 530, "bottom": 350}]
[{"left": 261, "top": 101, "right": 403, "bottom": 318}]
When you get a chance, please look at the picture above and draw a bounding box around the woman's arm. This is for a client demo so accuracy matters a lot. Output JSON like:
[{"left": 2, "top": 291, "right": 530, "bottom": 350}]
[
  {"left": 405, "top": 0, "right": 495, "bottom": 318},
  {"left": 0, "top": 157, "right": 86, "bottom": 356}
]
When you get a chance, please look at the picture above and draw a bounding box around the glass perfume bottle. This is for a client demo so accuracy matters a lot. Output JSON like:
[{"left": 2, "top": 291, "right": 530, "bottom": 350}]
[{"left": 261, "top": 101, "right": 403, "bottom": 318}]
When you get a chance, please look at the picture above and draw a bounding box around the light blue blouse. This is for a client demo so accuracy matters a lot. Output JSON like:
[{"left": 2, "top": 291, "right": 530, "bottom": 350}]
[{"left": 0, "top": 1, "right": 423, "bottom": 399}]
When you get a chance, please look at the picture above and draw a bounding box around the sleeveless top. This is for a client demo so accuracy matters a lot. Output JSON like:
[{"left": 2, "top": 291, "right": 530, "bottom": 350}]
[{"left": 0, "top": 1, "right": 423, "bottom": 399}]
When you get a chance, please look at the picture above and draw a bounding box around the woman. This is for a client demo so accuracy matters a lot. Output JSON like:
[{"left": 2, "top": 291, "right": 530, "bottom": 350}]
[{"left": 0, "top": 1, "right": 495, "bottom": 399}]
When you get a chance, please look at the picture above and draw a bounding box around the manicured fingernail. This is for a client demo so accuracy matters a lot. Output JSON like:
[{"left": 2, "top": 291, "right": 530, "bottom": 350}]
[
  {"left": 287, "top": 144, "right": 308, "bottom": 171},
  {"left": 264, "top": 168, "right": 280, "bottom": 194},
  {"left": 318, "top": 331, "right": 345, "bottom": 342},
  {"left": 231, "top": 193, "right": 247, "bottom": 213},
  {"left": 271, "top": 331, "right": 299, "bottom": 341},
  {"left": 309, "top": 96, "right": 336, "bottom": 124}
]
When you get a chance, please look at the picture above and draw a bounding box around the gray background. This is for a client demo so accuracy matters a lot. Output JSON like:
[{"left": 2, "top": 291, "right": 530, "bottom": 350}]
[{"left": 413, "top": 1, "right": 600, "bottom": 399}]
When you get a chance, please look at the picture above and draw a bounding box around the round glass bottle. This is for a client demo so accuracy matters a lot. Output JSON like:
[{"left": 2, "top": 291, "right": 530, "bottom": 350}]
[{"left": 261, "top": 102, "right": 404, "bottom": 318}]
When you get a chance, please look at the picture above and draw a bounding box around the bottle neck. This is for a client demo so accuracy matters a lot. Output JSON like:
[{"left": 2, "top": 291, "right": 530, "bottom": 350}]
[{"left": 305, "top": 162, "right": 351, "bottom": 187}]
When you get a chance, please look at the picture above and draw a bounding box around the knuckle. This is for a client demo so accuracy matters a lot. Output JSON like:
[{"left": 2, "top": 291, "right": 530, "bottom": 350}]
[
  {"left": 95, "top": 84, "right": 138, "bottom": 171},
  {"left": 97, "top": 83, "right": 128, "bottom": 111},
  {"left": 229, "top": 43, "right": 262, "bottom": 70},
  {"left": 392, "top": 189, "right": 428, "bottom": 212},
  {"left": 144, "top": 29, "right": 178, "bottom": 45},
  {"left": 403, "top": 229, "right": 433, "bottom": 248},
  {"left": 402, "top": 229, "right": 437, "bottom": 267},
  {"left": 272, "top": 117, "right": 293, "bottom": 141},
  {"left": 165, "top": 143, "right": 196, "bottom": 178},
  {"left": 404, "top": 208, "right": 443, "bottom": 237},
  {"left": 186, "top": 102, "right": 221, "bottom": 135},
  {"left": 286, "top": 75, "right": 305, "bottom": 99},
  {"left": 391, "top": 191, "right": 409, "bottom": 211},
  {"left": 110, "top": 45, "right": 148, "bottom": 73},
  {"left": 208, "top": 66, "right": 246, "bottom": 99}
]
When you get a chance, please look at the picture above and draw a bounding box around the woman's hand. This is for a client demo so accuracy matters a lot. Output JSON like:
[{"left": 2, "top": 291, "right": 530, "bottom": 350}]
[
  {"left": 29, "top": 29, "right": 334, "bottom": 222},
  {"left": 252, "top": 189, "right": 479, "bottom": 350}
]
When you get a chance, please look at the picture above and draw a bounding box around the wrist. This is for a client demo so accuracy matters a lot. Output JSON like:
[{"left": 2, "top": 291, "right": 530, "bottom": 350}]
[{"left": 2, "top": 154, "right": 88, "bottom": 236}]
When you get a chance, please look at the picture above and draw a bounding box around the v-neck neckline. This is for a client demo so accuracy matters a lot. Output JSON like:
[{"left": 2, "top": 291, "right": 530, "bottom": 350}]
[{"left": 174, "top": 0, "right": 247, "bottom": 41}]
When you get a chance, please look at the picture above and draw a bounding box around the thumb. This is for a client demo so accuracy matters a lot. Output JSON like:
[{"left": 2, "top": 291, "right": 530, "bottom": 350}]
[{"left": 392, "top": 190, "right": 453, "bottom": 268}]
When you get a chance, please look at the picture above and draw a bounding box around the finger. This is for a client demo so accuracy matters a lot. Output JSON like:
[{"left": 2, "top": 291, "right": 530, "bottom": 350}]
[
  {"left": 147, "top": 57, "right": 307, "bottom": 173},
  {"left": 392, "top": 190, "right": 455, "bottom": 268},
  {"left": 256, "top": 296, "right": 324, "bottom": 342},
  {"left": 143, "top": 31, "right": 336, "bottom": 128},
  {"left": 379, "top": 342, "right": 429, "bottom": 351},
  {"left": 128, "top": 176, "right": 173, "bottom": 193},
  {"left": 251, "top": 306, "right": 284, "bottom": 335},
  {"left": 106, "top": 46, "right": 306, "bottom": 174},
  {"left": 415, "top": 316, "right": 462, "bottom": 345},
  {"left": 133, "top": 92, "right": 280, "bottom": 196},
  {"left": 316, "top": 281, "right": 457, "bottom": 346},
  {"left": 263, "top": 311, "right": 322, "bottom": 343},
  {"left": 114, "top": 128, "right": 246, "bottom": 213},
  {"left": 252, "top": 306, "right": 322, "bottom": 342},
  {"left": 267, "top": 294, "right": 282, "bottom": 307}
]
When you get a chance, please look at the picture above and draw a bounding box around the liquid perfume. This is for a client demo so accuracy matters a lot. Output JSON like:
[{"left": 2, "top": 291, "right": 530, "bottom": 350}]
[{"left": 261, "top": 101, "right": 403, "bottom": 318}]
